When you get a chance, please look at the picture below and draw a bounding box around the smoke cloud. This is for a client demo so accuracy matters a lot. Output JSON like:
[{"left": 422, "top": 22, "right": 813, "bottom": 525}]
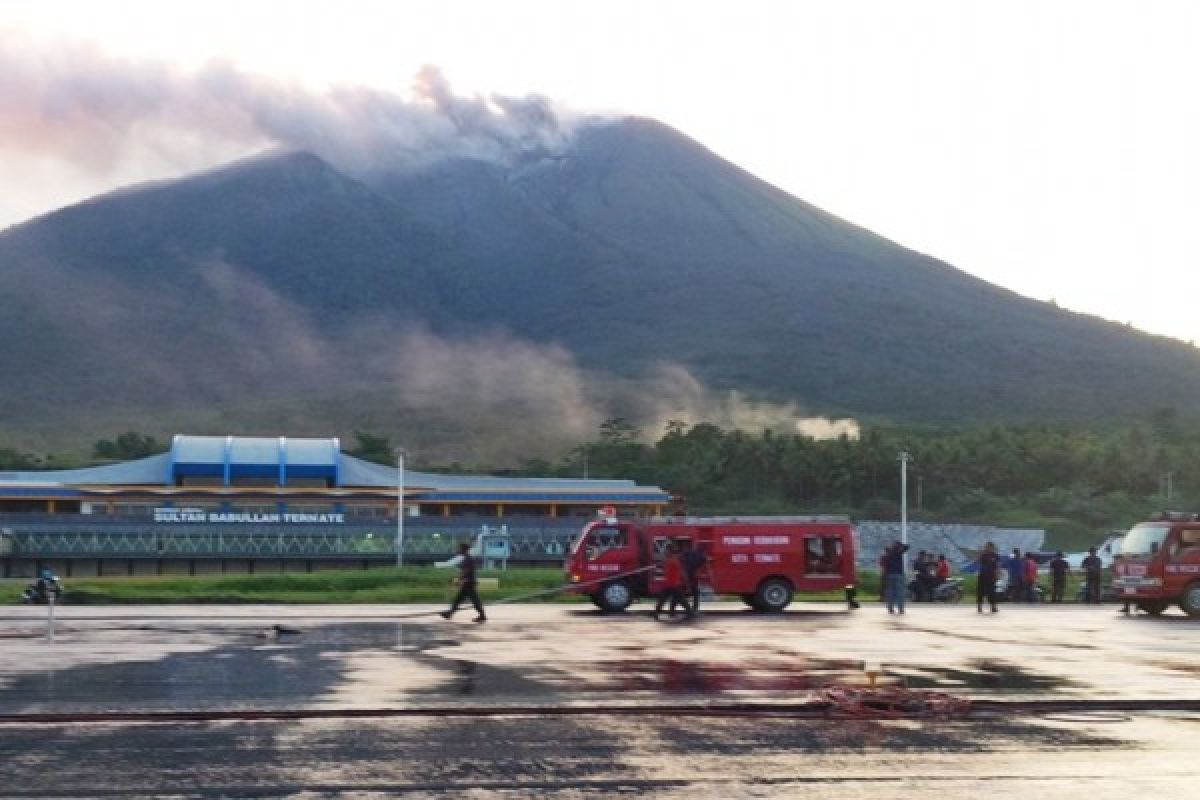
[
  {"left": 632, "top": 363, "right": 860, "bottom": 442},
  {"left": 0, "top": 39, "right": 580, "bottom": 183},
  {"left": 0, "top": 39, "right": 856, "bottom": 461},
  {"left": 0, "top": 253, "right": 856, "bottom": 461}
]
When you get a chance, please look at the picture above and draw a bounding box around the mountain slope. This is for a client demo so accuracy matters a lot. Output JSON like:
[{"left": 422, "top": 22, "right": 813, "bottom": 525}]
[{"left": 1, "top": 116, "right": 1198, "bottom": 453}]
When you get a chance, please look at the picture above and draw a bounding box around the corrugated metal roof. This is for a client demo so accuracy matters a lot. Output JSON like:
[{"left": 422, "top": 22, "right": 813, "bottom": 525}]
[
  {"left": 0, "top": 436, "right": 669, "bottom": 499},
  {"left": 338, "top": 454, "right": 650, "bottom": 492},
  {"left": 171, "top": 435, "right": 225, "bottom": 464},
  {"left": 0, "top": 453, "right": 172, "bottom": 486}
]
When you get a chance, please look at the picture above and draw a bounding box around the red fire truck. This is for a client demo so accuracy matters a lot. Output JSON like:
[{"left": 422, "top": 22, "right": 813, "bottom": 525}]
[
  {"left": 1112, "top": 513, "right": 1200, "bottom": 616},
  {"left": 565, "top": 515, "right": 858, "bottom": 612}
]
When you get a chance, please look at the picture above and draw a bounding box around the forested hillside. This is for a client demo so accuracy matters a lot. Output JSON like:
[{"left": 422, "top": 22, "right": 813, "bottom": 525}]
[
  {"left": 3, "top": 116, "right": 1200, "bottom": 455},
  {"left": 13, "top": 412, "right": 1189, "bottom": 550}
]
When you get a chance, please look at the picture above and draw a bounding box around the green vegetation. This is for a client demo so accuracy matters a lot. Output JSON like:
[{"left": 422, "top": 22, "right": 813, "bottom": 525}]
[
  {"left": 5, "top": 411, "right": 1196, "bottom": 553},
  {"left": 346, "top": 430, "right": 397, "bottom": 466},
  {"left": 515, "top": 412, "right": 1196, "bottom": 551},
  {"left": 1, "top": 567, "right": 1104, "bottom": 606},
  {"left": 0, "top": 567, "right": 581, "bottom": 605},
  {"left": 93, "top": 432, "right": 163, "bottom": 461}
]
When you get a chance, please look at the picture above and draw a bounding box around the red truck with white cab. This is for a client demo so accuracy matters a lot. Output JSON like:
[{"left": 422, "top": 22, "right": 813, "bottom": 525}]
[
  {"left": 1112, "top": 512, "right": 1200, "bottom": 616},
  {"left": 565, "top": 515, "right": 858, "bottom": 612}
]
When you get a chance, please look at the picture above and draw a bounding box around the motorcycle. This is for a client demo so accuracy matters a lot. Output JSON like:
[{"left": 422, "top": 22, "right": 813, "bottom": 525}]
[
  {"left": 994, "top": 575, "right": 1046, "bottom": 602},
  {"left": 20, "top": 572, "right": 63, "bottom": 605},
  {"left": 907, "top": 577, "right": 964, "bottom": 603}
]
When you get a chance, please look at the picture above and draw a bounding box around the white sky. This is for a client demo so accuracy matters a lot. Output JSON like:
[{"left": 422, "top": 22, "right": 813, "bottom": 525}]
[{"left": 3, "top": 0, "right": 1198, "bottom": 343}]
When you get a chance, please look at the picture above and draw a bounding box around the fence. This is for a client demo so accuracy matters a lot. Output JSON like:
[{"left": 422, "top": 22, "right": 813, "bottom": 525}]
[{"left": 0, "top": 516, "right": 1042, "bottom": 565}]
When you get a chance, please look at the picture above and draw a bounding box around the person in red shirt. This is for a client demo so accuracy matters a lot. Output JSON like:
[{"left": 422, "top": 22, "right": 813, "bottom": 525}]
[
  {"left": 935, "top": 554, "right": 951, "bottom": 583},
  {"left": 654, "top": 544, "right": 692, "bottom": 619},
  {"left": 1024, "top": 553, "right": 1040, "bottom": 602}
]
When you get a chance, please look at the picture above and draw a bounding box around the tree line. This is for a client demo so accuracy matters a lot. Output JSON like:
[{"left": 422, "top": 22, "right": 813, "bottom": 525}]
[
  {"left": 345, "top": 412, "right": 1196, "bottom": 547},
  {"left": 2, "top": 412, "right": 1194, "bottom": 548}
]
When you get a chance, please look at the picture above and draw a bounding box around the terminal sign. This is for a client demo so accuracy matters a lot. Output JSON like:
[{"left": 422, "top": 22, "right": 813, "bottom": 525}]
[{"left": 153, "top": 507, "right": 345, "bottom": 524}]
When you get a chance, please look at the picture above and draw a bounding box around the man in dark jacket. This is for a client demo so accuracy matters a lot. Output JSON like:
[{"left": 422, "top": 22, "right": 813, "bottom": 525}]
[
  {"left": 1008, "top": 549, "right": 1025, "bottom": 602},
  {"left": 882, "top": 541, "right": 909, "bottom": 614},
  {"left": 977, "top": 542, "right": 999, "bottom": 613},
  {"left": 1081, "top": 546, "right": 1104, "bottom": 604},
  {"left": 1049, "top": 551, "right": 1069, "bottom": 603},
  {"left": 441, "top": 542, "right": 487, "bottom": 623},
  {"left": 680, "top": 539, "right": 709, "bottom": 617}
]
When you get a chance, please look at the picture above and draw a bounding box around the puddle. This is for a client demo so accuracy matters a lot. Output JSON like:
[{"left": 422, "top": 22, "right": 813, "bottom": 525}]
[
  {"left": 895, "top": 658, "right": 1074, "bottom": 691},
  {"left": 0, "top": 621, "right": 546, "bottom": 713},
  {"left": 596, "top": 656, "right": 863, "bottom": 693},
  {"left": 577, "top": 656, "right": 1074, "bottom": 695}
]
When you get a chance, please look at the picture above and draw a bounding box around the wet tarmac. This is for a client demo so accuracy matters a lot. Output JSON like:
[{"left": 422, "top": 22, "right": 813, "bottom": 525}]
[{"left": 1, "top": 602, "right": 1198, "bottom": 796}]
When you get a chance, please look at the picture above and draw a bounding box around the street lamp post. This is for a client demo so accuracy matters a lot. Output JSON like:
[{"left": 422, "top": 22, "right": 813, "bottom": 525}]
[
  {"left": 395, "top": 448, "right": 406, "bottom": 568},
  {"left": 898, "top": 451, "right": 912, "bottom": 546}
]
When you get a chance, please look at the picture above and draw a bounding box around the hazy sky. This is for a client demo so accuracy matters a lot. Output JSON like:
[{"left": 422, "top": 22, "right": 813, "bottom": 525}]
[{"left": 3, "top": 0, "right": 1198, "bottom": 344}]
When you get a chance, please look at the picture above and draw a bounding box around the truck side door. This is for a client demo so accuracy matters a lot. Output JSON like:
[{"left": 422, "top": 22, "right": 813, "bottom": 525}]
[
  {"left": 647, "top": 534, "right": 695, "bottom": 593},
  {"left": 1164, "top": 527, "right": 1200, "bottom": 590}
]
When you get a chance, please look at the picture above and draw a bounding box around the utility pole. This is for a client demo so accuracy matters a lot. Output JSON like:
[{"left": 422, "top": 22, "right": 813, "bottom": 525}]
[
  {"left": 898, "top": 451, "right": 912, "bottom": 546},
  {"left": 395, "top": 448, "right": 406, "bottom": 567}
]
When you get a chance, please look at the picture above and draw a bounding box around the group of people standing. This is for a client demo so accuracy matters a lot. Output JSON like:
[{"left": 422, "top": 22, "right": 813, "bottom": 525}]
[
  {"left": 910, "top": 550, "right": 952, "bottom": 600},
  {"left": 879, "top": 543, "right": 954, "bottom": 612},
  {"left": 884, "top": 540, "right": 1110, "bottom": 615},
  {"left": 437, "top": 534, "right": 1110, "bottom": 623},
  {"left": 976, "top": 543, "right": 1106, "bottom": 611}
]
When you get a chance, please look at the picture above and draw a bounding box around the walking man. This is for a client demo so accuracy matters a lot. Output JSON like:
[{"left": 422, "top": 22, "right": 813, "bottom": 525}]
[
  {"left": 977, "top": 542, "right": 999, "bottom": 613},
  {"left": 1049, "top": 551, "right": 1069, "bottom": 603},
  {"left": 882, "top": 540, "right": 909, "bottom": 614},
  {"left": 440, "top": 542, "right": 487, "bottom": 623},
  {"left": 680, "top": 539, "right": 709, "bottom": 617},
  {"left": 1082, "top": 546, "right": 1104, "bottom": 604},
  {"left": 654, "top": 543, "right": 692, "bottom": 619}
]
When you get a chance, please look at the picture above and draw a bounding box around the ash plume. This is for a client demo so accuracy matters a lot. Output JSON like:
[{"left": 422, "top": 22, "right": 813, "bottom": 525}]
[
  {"left": 0, "top": 250, "right": 855, "bottom": 460},
  {"left": 635, "top": 364, "right": 860, "bottom": 441},
  {"left": 0, "top": 38, "right": 581, "bottom": 185}
]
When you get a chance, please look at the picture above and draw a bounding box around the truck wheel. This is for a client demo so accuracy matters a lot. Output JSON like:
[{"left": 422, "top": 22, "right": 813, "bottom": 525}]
[
  {"left": 754, "top": 578, "right": 793, "bottom": 613},
  {"left": 945, "top": 586, "right": 964, "bottom": 604},
  {"left": 1137, "top": 600, "right": 1167, "bottom": 616},
  {"left": 597, "top": 581, "right": 633, "bottom": 613},
  {"left": 1180, "top": 582, "right": 1200, "bottom": 618}
]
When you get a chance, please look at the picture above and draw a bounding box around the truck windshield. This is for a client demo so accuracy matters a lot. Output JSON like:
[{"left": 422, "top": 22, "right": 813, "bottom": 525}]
[
  {"left": 573, "top": 526, "right": 626, "bottom": 560},
  {"left": 1121, "top": 524, "right": 1169, "bottom": 556}
]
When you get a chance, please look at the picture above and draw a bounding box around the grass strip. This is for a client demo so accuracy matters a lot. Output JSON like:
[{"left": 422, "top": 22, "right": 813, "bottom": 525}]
[{"left": 1, "top": 567, "right": 1101, "bottom": 605}]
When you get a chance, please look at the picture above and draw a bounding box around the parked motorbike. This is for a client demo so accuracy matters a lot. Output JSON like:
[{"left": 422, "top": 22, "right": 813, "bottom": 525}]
[
  {"left": 907, "top": 577, "right": 964, "bottom": 603},
  {"left": 20, "top": 571, "right": 63, "bottom": 605},
  {"left": 994, "top": 575, "right": 1046, "bottom": 602}
]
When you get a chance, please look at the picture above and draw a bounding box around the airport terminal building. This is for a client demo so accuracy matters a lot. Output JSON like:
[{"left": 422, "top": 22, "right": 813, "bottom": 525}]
[{"left": 0, "top": 434, "right": 672, "bottom": 578}]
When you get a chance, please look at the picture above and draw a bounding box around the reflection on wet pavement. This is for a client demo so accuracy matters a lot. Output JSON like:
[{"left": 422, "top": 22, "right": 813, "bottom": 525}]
[
  {"left": 3, "top": 604, "right": 1200, "bottom": 796},
  {"left": 2, "top": 603, "right": 1200, "bottom": 715}
]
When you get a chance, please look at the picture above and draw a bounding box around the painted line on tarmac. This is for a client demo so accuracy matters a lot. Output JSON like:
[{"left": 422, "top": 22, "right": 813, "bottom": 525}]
[
  {"left": 1, "top": 698, "right": 1198, "bottom": 725},
  {"left": 3, "top": 772, "right": 1199, "bottom": 798}
]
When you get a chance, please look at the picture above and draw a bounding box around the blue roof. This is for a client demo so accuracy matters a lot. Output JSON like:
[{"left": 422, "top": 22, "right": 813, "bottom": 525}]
[
  {"left": 0, "top": 453, "right": 172, "bottom": 486},
  {"left": 0, "top": 434, "right": 670, "bottom": 501}
]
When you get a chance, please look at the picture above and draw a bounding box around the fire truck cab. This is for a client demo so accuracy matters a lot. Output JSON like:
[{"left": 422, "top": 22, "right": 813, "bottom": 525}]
[
  {"left": 565, "top": 516, "right": 858, "bottom": 613},
  {"left": 1112, "top": 513, "right": 1200, "bottom": 616}
]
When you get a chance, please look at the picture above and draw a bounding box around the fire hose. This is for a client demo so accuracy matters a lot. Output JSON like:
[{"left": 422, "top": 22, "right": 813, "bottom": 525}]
[{"left": 357, "top": 564, "right": 657, "bottom": 620}]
